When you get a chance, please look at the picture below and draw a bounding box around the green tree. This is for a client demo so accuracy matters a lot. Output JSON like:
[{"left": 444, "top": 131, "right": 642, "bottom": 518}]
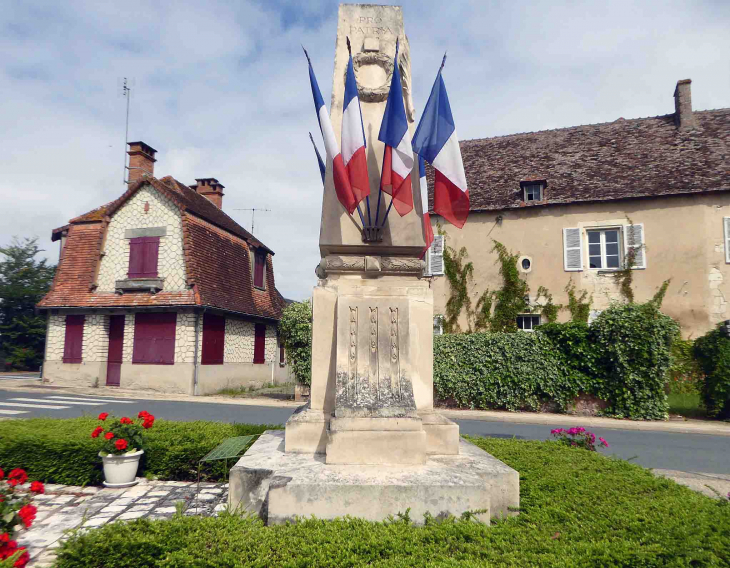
[
  {"left": 278, "top": 300, "right": 312, "bottom": 386},
  {"left": 0, "top": 238, "right": 55, "bottom": 370}
]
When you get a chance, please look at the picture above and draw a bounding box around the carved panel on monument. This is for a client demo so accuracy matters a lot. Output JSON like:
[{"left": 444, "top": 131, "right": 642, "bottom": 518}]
[{"left": 336, "top": 297, "right": 416, "bottom": 417}]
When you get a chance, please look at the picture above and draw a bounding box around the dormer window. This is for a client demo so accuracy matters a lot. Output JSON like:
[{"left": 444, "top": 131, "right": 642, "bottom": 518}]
[
  {"left": 520, "top": 180, "right": 546, "bottom": 203},
  {"left": 253, "top": 251, "right": 266, "bottom": 289}
]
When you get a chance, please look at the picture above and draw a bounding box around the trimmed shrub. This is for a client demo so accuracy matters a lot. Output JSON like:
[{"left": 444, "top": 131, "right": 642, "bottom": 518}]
[
  {"left": 536, "top": 321, "right": 598, "bottom": 392},
  {"left": 0, "top": 418, "right": 280, "bottom": 486},
  {"left": 55, "top": 437, "right": 730, "bottom": 567},
  {"left": 667, "top": 338, "right": 703, "bottom": 395},
  {"left": 591, "top": 302, "right": 679, "bottom": 420},
  {"left": 693, "top": 325, "right": 730, "bottom": 418},
  {"left": 434, "top": 331, "right": 581, "bottom": 411},
  {"left": 278, "top": 300, "right": 312, "bottom": 386}
]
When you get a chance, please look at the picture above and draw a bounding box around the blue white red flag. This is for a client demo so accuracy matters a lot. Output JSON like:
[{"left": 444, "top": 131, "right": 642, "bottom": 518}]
[
  {"left": 341, "top": 47, "right": 370, "bottom": 207},
  {"left": 419, "top": 156, "right": 434, "bottom": 256},
  {"left": 411, "top": 62, "right": 469, "bottom": 228},
  {"left": 378, "top": 40, "right": 413, "bottom": 216},
  {"left": 308, "top": 132, "right": 326, "bottom": 184},
  {"left": 305, "top": 48, "right": 357, "bottom": 214}
]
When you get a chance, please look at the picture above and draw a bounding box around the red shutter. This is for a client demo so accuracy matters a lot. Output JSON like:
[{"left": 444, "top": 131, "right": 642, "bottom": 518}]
[
  {"left": 133, "top": 312, "right": 176, "bottom": 364},
  {"left": 129, "top": 237, "right": 160, "bottom": 278},
  {"left": 62, "top": 315, "right": 85, "bottom": 363},
  {"left": 279, "top": 343, "right": 285, "bottom": 365},
  {"left": 253, "top": 324, "right": 266, "bottom": 364},
  {"left": 201, "top": 314, "right": 225, "bottom": 365},
  {"left": 254, "top": 253, "right": 265, "bottom": 288}
]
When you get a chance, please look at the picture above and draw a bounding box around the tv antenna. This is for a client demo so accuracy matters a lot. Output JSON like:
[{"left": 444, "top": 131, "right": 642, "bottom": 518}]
[
  {"left": 118, "top": 77, "right": 135, "bottom": 185},
  {"left": 234, "top": 207, "right": 271, "bottom": 235}
]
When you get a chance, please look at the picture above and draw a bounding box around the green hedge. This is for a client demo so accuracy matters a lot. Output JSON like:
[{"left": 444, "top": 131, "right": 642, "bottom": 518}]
[
  {"left": 693, "top": 325, "right": 730, "bottom": 419},
  {"left": 55, "top": 437, "right": 730, "bottom": 567},
  {"left": 435, "top": 302, "right": 679, "bottom": 419},
  {"left": 434, "top": 331, "right": 582, "bottom": 411},
  {"left": 0, "top": 418, "right": 281, "bottom": 486}
]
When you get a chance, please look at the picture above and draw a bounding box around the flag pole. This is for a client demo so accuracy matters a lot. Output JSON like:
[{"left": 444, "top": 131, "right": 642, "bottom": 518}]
[{"left": 347, "top": 36, "right": 372, "bottom": 228}]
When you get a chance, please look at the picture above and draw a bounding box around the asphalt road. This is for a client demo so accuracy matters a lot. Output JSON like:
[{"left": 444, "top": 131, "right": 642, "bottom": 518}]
[{"left": 1, "top": 387, "right": 728, "bottom": 475}]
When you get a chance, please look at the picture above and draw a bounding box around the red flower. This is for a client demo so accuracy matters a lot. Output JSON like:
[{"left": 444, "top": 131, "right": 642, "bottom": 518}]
[
  {"left": 17, "top": 504, "right": 36, "bottom": 528},
  {"left": 30, "top": 481, "right": 44, "bottom": 494},
  {"left": 0, "top": 539, "right": 18, "bottom": 560},
  {"left": 104, "top": 432, "right": 115, "bottom": 440},
  {"left": 138, "top": 410, "right": 150, "bottom": 419},
  {"left": 142, "top": 414, "right": 155, "bottom": 429},
  {"left": 91, "top": 426, "right": 104, "bottom": 438},
  {"left": 115, "top": 439, "right": 128, "bottom": 451},
  {"left": 120, "top": 417, "right": 133, "bottom": 425},
  {"left": 13, "top": 549, "right": 29, "bottom": 568},
  {"left": 7, "top": 469, "right": 27, "bottom": 487},
  {"left": 0, "top": 533, "right": 8, "bottom": 544},
  {"left": 0, "top": 468, "right": 4, "bottom": 480},
  {"left": 98, "top": 412, "right": 109, "bottom": 421}
]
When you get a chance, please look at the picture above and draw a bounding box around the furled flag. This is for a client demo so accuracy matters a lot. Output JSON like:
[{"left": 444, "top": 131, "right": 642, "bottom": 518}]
[
  {"left": 308, "top": 132, "right": 326, "bottom": 184},
  {"left": 341, "top": 39, "right": 370, "bottom": 208},
  {"left": 419, "top": 156, "right": 434, "bottom": 257},
  {"left": 304, "top": 48, "right": 357, "bottom": 214},
  {"left": 378, "top": 39, "right": 413, "bottom": 217},
  {"left": 411, "top": 57, "right": 469, "bottom": 228}
]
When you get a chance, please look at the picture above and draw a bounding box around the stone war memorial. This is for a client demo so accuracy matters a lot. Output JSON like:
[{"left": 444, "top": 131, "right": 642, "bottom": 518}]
[{"left": 229, "top": 3, "right": 519, "bottom": 525}]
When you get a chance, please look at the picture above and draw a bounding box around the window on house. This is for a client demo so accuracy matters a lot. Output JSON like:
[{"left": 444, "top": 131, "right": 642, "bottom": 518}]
[
  {"left": 62, "top": 315, "right": 85, "bottom": 363},
  {"left": 253, "top": 252, "right": 266, "bottom": 289},
  {"left": 424, "top": 235, "right": 445, "bottom": 277},
  {"left": 279, "top": 343, "right": 285, "bottom": 367},
  {"left": 587, "top": 229, "right": 621, "bottom": 269},
  {"left": 128, "top": 237, "right": 160, "bottom": 278},
  {"left": 253, "top": 323, "right": 266, "bottom": 364},
  {"left": 523, "top": 183, "right": 543, "bottom": 202},
  {"left": 132, "top": 312, "right": 176, "bottom": 364},
  {"left": 516, "top": 314, "right": 540, "bottom": 331},
  {"left": 201, "top": 313, "right": 225, "bottom": 365}
]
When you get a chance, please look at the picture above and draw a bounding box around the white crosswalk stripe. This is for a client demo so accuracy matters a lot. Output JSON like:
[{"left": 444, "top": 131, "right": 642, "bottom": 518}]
[
  {"left": 10, "top": 397, "right": 104, "bottom": 406},
  {"left": 0, "top": 409, "right": 29, "bottom": 415},
  {"left": 0, "top": 402, "right": 70, "bottom": 410},
  {"left": 46, "top": 396, "right": 138, "bottom": 404}
]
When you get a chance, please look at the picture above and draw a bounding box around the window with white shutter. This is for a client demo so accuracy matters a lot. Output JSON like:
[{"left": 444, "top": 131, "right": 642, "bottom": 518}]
[
  {"left": 623, "top": 223, "right": 646, "bottom": 269},
  {"left": 563, "top": 228, "right": 583, "bottom": 271},
  {"left": 724, "top": 218, "right": 730, "bottom": 264},
  {"left": 427, "top": 235, "right": 445, "bottom": 276}
]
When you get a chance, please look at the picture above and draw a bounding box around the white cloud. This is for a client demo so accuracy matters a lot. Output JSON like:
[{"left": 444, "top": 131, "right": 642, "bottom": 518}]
[{"left": 1, "top": 0, "right": 728, "bottom": 300}]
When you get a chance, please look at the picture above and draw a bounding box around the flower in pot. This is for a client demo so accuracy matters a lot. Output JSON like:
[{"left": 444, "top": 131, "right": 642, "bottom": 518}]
[
  {"left": 0, "top": 467, "right": 44, "bottom": 567},
  {"left": 92, "top": 411, "right": 155, "bottom": 487}
]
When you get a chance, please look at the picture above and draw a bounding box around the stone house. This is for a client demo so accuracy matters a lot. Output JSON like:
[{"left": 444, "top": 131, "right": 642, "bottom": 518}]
[
  {"left": 425, "top": 79, "right": 730, "bottom": 338},
  {"left": 37, "top": 142, "right": 289, "bottom": 394}
]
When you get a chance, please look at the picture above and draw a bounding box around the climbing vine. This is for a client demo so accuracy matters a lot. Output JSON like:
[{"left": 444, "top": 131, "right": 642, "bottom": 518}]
[
  {"left": 536, "top": 286, "right": 560, "bottom": 323},
  {"left": 613, "top": 245, "right": 637, "bottom": 303},
  {"left": 442, "top": 239, "right": 474, "bottom": 334},
  {"left": 489, "top": 241, "right": 528, "bottom": 332},
  {"left": 651, "top": 279, "right": 671, "bottom": 308},
  {"left": 565, "top": 278, "right": 592, "bottom": 323}
]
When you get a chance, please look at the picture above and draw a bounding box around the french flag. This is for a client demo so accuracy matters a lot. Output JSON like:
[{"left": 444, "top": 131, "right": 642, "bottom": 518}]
[
  {"left": 412, "top": 63, "right": 469, "bottom": 229},
  {"left": 341, "top": 44, "right": 370, "bottom": 207},
  {"left": 378, "top": 40, "right": 413, "bottom": 217},
  {"left": 419, "top": 156, "right": 434, "bottom": 256},
  {"left": 305, "top": 48, "right": 357, "bottom": 214}
]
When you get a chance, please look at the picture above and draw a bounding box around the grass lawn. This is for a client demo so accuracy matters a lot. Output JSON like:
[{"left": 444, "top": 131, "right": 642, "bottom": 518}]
[
  {"left": 668, "top": 392, "right": 706, "bottom": 418},
  {"left": 56, "top": 436, "right": 730, "bottom": 568}
]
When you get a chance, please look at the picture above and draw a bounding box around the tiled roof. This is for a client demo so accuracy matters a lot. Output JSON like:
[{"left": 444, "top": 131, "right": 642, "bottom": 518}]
[
  {"left": 38, "top": 177, "right": 284, "bottom": 320},
  {"left": 434, "top": 108, "right": 730, "bottom": 213}
]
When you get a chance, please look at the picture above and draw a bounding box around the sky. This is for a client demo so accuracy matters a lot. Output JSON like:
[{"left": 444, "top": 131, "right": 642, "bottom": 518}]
[{"left": 1, "top": 0, "right": 729, "bottom": 301}]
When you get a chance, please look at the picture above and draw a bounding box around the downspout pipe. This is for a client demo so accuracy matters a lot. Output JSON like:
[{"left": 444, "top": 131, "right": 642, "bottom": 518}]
[{"left": 192, "top": 308, "right": 205, "bottom": 396}]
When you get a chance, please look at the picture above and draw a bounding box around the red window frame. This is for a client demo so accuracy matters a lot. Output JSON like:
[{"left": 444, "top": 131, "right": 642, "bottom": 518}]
[
  {"left": 128, "top": 236, "right": 160, "bottom": 279},
  {"left": 62, "top": 315, "right": 85, "bottom": 363},
  {"left": 253, "top": 252, "right": 265, "bottom": 289},
  {"left": 201, "top": 313, "right": 225, "bottom": 365},
  {"left": 253, "top": 324, "right": 266, "bottom": 364},
  {"left": 132, "top": 312, "right": 176, "bottom": 364}
]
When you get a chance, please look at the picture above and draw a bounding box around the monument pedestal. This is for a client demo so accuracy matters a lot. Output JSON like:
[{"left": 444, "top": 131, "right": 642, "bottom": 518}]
[{"left": 229, "top": 430, "right": 519, "bottom": 525}]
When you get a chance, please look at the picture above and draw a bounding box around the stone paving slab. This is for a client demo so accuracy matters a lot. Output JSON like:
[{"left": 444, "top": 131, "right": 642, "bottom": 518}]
[
  {"left": 653, "top": 469, "right": 730, "bottom": 499},
  {"left": 14, "top": 479, "right": 228, "bottom": 567}
]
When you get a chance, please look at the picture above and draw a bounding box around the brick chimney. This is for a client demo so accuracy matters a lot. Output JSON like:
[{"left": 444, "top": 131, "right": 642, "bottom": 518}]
[
  {"left": 127, "top": 142, "right": 157, "bottom": 185},
  {"left": 192, "top": 178, "right": 225, "bottom": 208},
  {"left": 673, "top": 79, "right": 696, "bottom": 130}
]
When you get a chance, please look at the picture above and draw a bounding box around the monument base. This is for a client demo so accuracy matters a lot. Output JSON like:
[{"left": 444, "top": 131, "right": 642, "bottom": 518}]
[{"left": 229, "top": 430, "right": 519, "bottom": 525}]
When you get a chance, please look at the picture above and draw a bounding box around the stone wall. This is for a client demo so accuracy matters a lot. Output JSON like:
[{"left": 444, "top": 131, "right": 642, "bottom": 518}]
[
  {"left": 97, "top": 184, "right": 187, "bottom": 292},
  {"left": 224, "top": 318, "right": 277, "bottom": 363},
  {"left": 45, "top": 314, "right": 66, "bottom": 362},
  {"left": 82, "top": 314, "right": 109, "bottom": 362},
  {"left": 175, "top": 311, "right": 200, "bottom": 364}
]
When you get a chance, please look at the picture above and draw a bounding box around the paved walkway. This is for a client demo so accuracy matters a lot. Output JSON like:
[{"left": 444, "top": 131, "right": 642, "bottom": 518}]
[{"left": 16, "top": 479, "right": 228, "bottom": 567}]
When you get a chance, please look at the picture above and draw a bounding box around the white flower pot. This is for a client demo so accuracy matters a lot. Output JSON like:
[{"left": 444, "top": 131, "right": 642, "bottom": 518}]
[{"left": 100, "top": 450, "right": 144, "bottom": 488}]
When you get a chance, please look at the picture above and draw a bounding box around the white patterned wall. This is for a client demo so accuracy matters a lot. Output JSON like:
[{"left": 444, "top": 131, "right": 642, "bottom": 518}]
[
  {"left": 224, "top": 318, "right": 277, "bottom": 363},
  {"left": 45, "top": 315, "right": 66, "bottom": 362},
  {"left": 175, "top": 310, "right": 200, "bottom": 364},
  {"left": 82, "top": 314, "right": 109, "bottom": 362},
  {"left": 122, "top": 314, "right": 135, "bottom": 362},
  {"left": 96, "top": 184, "right": 187, "bottom": 292}
]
